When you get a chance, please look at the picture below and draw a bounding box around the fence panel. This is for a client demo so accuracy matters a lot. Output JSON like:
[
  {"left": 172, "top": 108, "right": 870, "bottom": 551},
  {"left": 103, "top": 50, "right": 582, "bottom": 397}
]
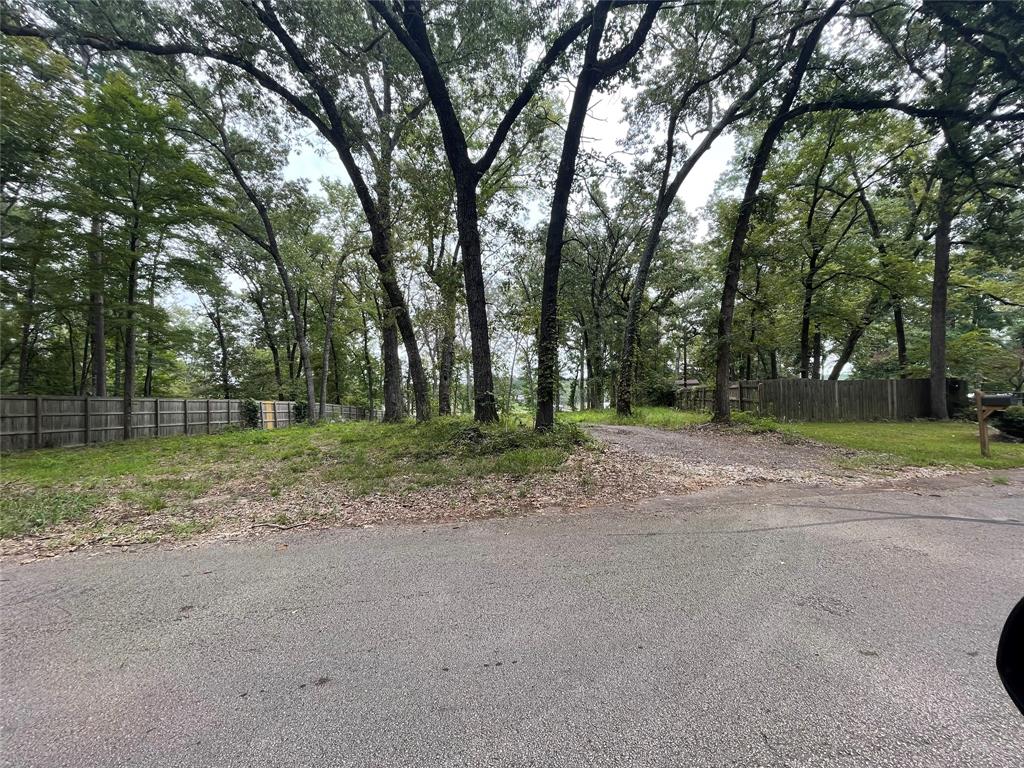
[
  {"left": 677, "top": 378, "right": 935, "bottom": 422},
  {"left": 1, "top": 395, "right": 380, "bottom": 453},
  {"left": 757, "top": 378, "right": 933, "bottom": 421}
]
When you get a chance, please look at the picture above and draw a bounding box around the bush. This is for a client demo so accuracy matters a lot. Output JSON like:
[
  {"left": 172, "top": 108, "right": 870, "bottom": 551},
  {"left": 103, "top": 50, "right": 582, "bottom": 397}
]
[
  {"left": 240, "top": 398, "right": 261, "bottom": 430},
  {"left": 292, "top": 401, "right": 309, "bottom": 424},
  {"left": 639, "top": 376, "right": 679, "bottom": 408},
  {"left": 993, "top": 405, "right": 1024, "bottom": 439}
]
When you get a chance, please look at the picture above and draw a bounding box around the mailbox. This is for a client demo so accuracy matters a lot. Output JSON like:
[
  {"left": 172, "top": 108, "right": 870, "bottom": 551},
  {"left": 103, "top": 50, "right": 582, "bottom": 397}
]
[{"left": 980, "top": 393, "right": 1023, "bottom": 408}]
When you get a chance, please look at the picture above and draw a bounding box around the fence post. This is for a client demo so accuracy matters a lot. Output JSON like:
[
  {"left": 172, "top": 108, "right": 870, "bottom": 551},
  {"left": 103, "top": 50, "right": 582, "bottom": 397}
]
[
  {"left": 757, "top": 383, "right": 764, "bottom": 416},
  {"left": 154, "top": 398, "right": 161, "bottom": 437},
  {"left": 84, "top": 396, "right": 91, "bottom": 445},
  {"left": 35, "top": 395, "right": 43, "bottom": 449},
  {"left": 206, "top": 399, "right": 212, "bottom": 434},
  {"left": 183, "top": 398, "right": 189, "bottom": 435}
]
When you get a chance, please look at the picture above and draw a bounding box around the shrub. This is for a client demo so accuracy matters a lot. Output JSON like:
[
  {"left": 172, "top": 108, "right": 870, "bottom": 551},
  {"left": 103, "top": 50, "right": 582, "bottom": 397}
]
[
  {"left": 292, "top": 401, "right": 309, "bottom": 424},
  {"left": 993, "top": 404, "right": 1024, "bottom": 439},
  {"left": 240, "top": 398, "right": 261, "bottom": 429},
  {"left": 639, "top": 376, "right": 679, "bottom": 408}
]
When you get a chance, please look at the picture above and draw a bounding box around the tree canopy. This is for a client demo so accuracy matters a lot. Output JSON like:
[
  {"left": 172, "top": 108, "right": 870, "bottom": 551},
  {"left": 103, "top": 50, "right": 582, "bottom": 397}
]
[{"left": 2, "top": 0, "right": 1021, "bottom": 426}]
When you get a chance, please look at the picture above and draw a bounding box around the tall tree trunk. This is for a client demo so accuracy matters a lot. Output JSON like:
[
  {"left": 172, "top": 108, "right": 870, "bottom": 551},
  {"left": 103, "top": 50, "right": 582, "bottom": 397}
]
[
  {"left": 212, "top": 308, "right": 230, "bottom": 400},
  {"left": 319, "top": 255, "right": 345, "bottom": 420},
  {"left": 123, "top": 247, "right": 139, "bottom": 441},
  {"left": 79, "top": 328, "right": 91, "bottom": 396},
  {"left": 369, "top": 2, "right": 594, "bottom": 423},
  {"left": 367, "top": 128, "right": 431, "bottom": 422},
  {"left": 143, "top": 352, "right": 155, "bottom": 397},
  {"left": 66, "top": 319, "right": 78, "bottom": 394},
  {"left": 894, "top": 298, "right": 908, "bottom": 376},
  {"left": 89, "top": 215, "right": 106, "bottom": 396},
  {"left": 569, "top": 354, "right": 579, "bottom": 411},
  {"left": 437, "top": 293, "right": 456, "bottom": 416},
  {"left": 209, "top": 119, "right": 316, "bottom": 422},
  {"left": 713, "top": 0, "right": 842, "bottom": 422},
  {"left": 535, "top": 7, "right": 609, "bottom": 430},
  {"left": 380, "top": 254, "right": 430, "bottom": 421},
  {"left": 16, "top": 254, "right": 38, "bottom": 394},
  {"left": 930, "top": 152, "right": 955, "bottom": 420},
  {"left": 269, "top": 239, "right": 315, "bottom": 420},
  {"left": 811, "top": 327, "right": 822, "bottom": 380},
  {"left": 506, "top": 335, "right": 521, "bottom": 415},
  {"left": 798, "top": 251, "right": 819, "bottom": 379},
  {"left": 113, "top": 331, "right": 122, "bottom": 397},
  {"left": 536, "top": 2, "right": 661, "bottom": 429},
  {"left": 360, "top": 310, "right": 375, "bottom": 415},
  {"left": 143, "top": 252, "right": 158, "bottom": 397},
  {"left": 578, "top": 354, "right": 585, "bottom": 410},
  {"left": 331, "top": 339, "right": 342, "bottom": 405},
  {"left": 381, "top": 300, "right": 404, "bottom": 423},
  {"left": 451, "top": 176, "right": 499, "bottom": 422},
  {"left": 586, "top": 348, "right": 598, "bottom": 410}
]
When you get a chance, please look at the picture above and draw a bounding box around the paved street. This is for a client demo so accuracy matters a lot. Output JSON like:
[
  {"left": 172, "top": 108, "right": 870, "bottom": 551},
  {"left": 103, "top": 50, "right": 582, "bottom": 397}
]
[{"left": 2, "top": 472, "right": 1022, "bottom": 767}]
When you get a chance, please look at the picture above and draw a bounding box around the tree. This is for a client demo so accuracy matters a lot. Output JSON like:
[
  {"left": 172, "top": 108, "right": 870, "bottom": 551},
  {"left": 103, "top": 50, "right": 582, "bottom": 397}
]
[
  {"left": 615, "top": 0, "right": 799, "bottom": 415},
  {"left": 534, "top": 0, "right": 661, "bottom": 430},
  {"left": 69, "top": 72, "right": 209, "bottom": 435},
  {"left": 369, "top": 0, "right": 597, "bottom": 422},
  {"left": 2, "top": 0, "right": 435, "bottom": 419},
  {"left": 712, "top": 0, "right": 844, "bottom": 422}
]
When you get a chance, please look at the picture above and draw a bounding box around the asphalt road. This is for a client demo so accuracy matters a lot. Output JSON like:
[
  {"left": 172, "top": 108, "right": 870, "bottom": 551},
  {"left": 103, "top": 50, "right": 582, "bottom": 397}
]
[{"left": 2, "top": 473, "right": 1023, "bottom": 767}]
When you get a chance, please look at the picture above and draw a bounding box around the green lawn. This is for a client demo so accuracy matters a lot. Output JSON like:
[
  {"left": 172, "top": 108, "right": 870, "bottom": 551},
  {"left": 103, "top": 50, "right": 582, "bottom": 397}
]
[
  {"left": 561, "top": 406, "right": 1024, "bottom": 470},
  {"left": 0, "top": 418, "right": 586, "bottom": 539},
  {"left": 780, "top": 421, "right": 1024, "bottom": 470},
  {"left": 561, "top": 407, "right": 708, "bottom": 430}
]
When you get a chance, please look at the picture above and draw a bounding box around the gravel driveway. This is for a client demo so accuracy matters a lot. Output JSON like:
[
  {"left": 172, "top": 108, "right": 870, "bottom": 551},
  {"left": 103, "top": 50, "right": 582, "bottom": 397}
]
[{"left": 587, "top": 423, "right": 855, "bottom": 471}]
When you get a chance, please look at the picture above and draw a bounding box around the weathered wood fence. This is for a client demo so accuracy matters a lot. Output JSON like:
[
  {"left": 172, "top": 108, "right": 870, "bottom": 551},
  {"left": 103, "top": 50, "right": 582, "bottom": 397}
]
[
  {"left": 677, "top": 381, "right": 762, "bottom": 413},
  {"left": 677, "top": 378, "right": 934, "bottom": 422},
  {"left": 0, "top": 396, "right": 380, "bottom": 453}
]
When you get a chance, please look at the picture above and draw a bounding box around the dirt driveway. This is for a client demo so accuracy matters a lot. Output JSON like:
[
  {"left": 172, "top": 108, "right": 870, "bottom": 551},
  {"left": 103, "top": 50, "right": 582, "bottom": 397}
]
[
  {"left": 584, "top": 423, "right": 940, "bottom": 490},
  {"left": 588, "top": 423, "right": 849, "bottom": 470}
]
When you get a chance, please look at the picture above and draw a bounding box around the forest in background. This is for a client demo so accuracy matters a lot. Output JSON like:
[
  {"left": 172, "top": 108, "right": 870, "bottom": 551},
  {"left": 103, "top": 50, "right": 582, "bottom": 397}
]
[{"left": 1, "top": 0, "right": 1021, "bottom": 429}]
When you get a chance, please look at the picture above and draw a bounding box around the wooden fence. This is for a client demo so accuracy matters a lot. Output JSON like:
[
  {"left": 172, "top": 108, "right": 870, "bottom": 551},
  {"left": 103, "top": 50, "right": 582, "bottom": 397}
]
[
  {"left": 0, "top": 396, "right": 380, "bottom": 453},
  {"left": 677, "top": 381, "right": 762, "bottom": 413},
  {"left": 677, "top": 378, "right": 934, "bottom": 422}
]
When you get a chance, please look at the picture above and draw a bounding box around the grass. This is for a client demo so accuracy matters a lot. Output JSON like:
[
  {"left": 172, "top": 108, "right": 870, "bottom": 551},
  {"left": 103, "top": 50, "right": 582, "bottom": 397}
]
[
  {"left": 0, "top": 417, "right": 587, "bottom": 540},
  {"left": 562, "top": 406, "right": 708, "bottom": 430},
  {"left": 779, "top": 420, "right": 1024, "bottom": 470},
  {"left": 0, "top": 490, "right": 103, "bottom": 539}
]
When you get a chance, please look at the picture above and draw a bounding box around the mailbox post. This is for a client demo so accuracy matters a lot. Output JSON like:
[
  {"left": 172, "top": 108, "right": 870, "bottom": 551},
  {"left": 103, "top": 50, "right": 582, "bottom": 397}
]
[{"left": 976, "top": 390, "right": 1017, "bottom": 458}]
